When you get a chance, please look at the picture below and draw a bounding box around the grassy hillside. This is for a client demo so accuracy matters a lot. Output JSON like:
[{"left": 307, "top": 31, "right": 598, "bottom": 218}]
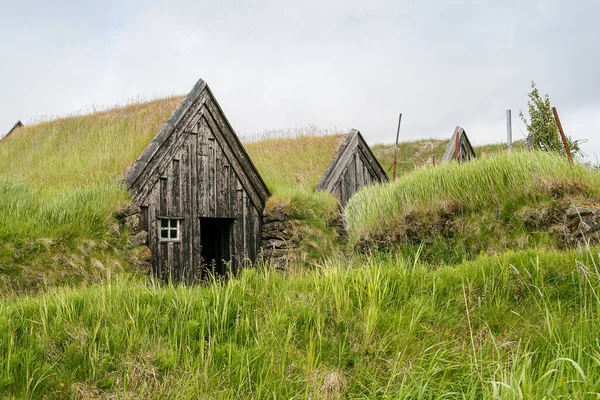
[
  {"left": 0, "top": 97, "right": 182, "bottom": 239},
  {"left": 244, "top": 134, "right": 344, "bottom": 192},
  {"left": 2, "top": 106, "right": 600, "bottom": 398},
  {"left": 371, "top": 139, "right": 512, "bottom": 178},
  {"left": 0, "top": 98, "right": 182, "bottom": 291},
  {"left": 1, "top": 249, "right": 598, "bottom": 398},
  {"left": 346, "top": 150, "right": 600, "bottom": 263}
]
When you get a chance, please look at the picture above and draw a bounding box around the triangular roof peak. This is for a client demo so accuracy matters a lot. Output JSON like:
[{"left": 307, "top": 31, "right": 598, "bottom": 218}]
[
  {"left": 441, "top": 126, "right": 476, "bottom": 162},
  {"left": 125, "top": 78, "right": 270, "bottom": 209},
  {"left": 316, "top": 129, "right": 388, "bottom": 206},
  {"left": 2, "top": 120, "right": 24, "bottom": 141}
]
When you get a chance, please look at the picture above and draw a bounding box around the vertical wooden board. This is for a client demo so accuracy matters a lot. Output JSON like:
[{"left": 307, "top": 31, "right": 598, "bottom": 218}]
[
  {"left": 228, "top": 163, "right": 235, "bottom": 217},
  {"left": 191, "top": 131, "right": 200, "bottom": 281},
  {"left": 245, "top": 194, "right": 255, "bottom": 264},
  {"left": 161, "top": 242, "right": 169, "bottom": 282},
  {"left": 172, "top": 242, "right": 181, "bottom": 282},
  {"left": 242, "top": 191, "right": 249, "bottom": 266},
  {"left": 172, "top": 159, "right": 181, "bottom": 216},
  {"left": 208, "top": 138, "right": 216, "bottom": 216},
  {"left": 148, "top": 204, "right": 159, "bottom": 278},
  {"left": 159, "top": 177, "right": 168, "bottom": 216},
  {"left": 215, "top": 146, "right": 224, "bottom": 217},
  {"left": 233, "top": 180, "right": 244, "bottom": 271},
  {"left": 355, "top": 153, "right": 364, "bottom": 187},
  {"left": 149, "top": 182, "right": 162, "bottom": 279},
  {"left": 332, "top": 183, "right": 341, "bottom": 201},
  {"left": 339, "top": 172, "right": 346, "bottom": 207},
  {"left": 181, "top": 141, "right": 191, "bottom": 282},
  {"left": 198, "top": 119, "right": 209, "bottom": 218},
  {"left": 364, "top": 164, "right": 372, "bottom": 185},
  {"left": 218, "top": 160, "right": 230, "bottom": 217},
  {"left": 140, "top": 206, "right": 148, "bottom": 233},
  {"left": 347, "top": 152, "right": 357, "bottom": 200},
  {"left": 252, "top": 207, "right": 261, "bottom": 267}
]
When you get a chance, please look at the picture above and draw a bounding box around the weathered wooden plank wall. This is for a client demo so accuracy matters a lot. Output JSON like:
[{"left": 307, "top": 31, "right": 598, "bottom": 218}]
[
  {"left": 441, "top": 126, "right": 476, "bottom": 163},
  {"left": 126, "top": 79, "right": 268, "bottom": 283},
  {"left": 317, "top": 129, "right": 388, "bottom": 207}
]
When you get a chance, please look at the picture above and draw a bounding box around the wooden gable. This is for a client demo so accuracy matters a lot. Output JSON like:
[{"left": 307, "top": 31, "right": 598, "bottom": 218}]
[
  {"left": 1, "top": 120, "right": 23, "bottom": 141},
  {"left": 441, "top": 126, "right": 476, "bottom": 163},
  {"left": 316, "top": 129, "right": 388, "bottom": 206},
  {"left": 126, "top": 78, "right": 269, "bottom": 209},
  {"left": 125, "top": 78, "right": 270, "bottom": 282}
]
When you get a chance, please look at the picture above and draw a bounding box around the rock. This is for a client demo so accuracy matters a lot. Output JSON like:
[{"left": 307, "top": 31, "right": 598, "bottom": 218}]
[
  {"left": 130, "top": 245, "right": 152, "bottom": 262},
  {"left": 262, "top": 229, "right": 291, "bottom": 241},
  {"left": 263, "top": 221, "right": 288, "bottom": 232},
  {"left": 117, "top": 204, "right": 141, "bottom": 218},
  {"left": 263, "top": 238, "right": 291, "bottom": 250},
  {"left": 566, "top": 207, "right": 594, "bottom": 218},
  {"left": 124, "top": 214, "right": 142, "bottom": 232},
  {"left": 128, "top": 231, "right": 148, "bottom": 247},
  {"left": 264, "top": 212, "right": 287, "bottom": 223}
]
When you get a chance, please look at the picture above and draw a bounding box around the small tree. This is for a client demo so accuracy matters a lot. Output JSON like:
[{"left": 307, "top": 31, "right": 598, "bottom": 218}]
[{"left": 519, "top": 81, "right": 579, "bottom": 156}]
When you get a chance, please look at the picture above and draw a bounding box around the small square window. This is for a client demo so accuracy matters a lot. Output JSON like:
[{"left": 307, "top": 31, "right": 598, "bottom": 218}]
[{"left": 159, "top": 219, "right": 180, "bottom": 242}]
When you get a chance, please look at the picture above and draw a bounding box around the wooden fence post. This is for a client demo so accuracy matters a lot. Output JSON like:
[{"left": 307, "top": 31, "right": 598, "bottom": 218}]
[
  {"left": 506, "top": 110, "right": 512, "bottom": 152},
  {"left": 552, "top": 107, "right": 573, "bottom": 164},
  {"left": 393, "top": 113, "right": 402, "bottom": 180}
]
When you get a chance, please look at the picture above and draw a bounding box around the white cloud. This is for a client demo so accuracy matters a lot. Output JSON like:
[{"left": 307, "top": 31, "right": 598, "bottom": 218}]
[{"left": 1, "top": 0, "right": 598, "bottom": 162}]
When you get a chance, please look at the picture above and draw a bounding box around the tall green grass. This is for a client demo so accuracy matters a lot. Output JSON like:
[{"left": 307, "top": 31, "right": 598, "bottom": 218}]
[
  {"left": 0, "top": 249, "right": 599, "bottom": 398},
  {"left": 346, "top": 151, "right": 600, "bottom": 243},
  {"left": 0, "top": 98, "right": 182, "bottom": 291},
  {"left": 0, "top": 97, "right": 181, "bottom": 241}
]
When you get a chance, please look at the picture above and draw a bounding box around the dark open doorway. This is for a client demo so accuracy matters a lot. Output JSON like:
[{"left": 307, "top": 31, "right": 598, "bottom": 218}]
[{"left": 200, "top": 217, "right": 235, "bottom": 277}]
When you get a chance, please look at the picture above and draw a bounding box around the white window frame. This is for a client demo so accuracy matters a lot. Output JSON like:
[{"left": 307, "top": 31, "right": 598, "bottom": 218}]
[{"left": 159, "top": 218, "right": 182, "bottom": 242}]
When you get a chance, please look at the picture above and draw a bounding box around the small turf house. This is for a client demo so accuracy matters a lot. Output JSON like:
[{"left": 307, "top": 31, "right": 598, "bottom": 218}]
[
  {"left": 1, "top": 120, "right": 23, "bottom": 141},
  {"left": 125, "top": 78, "right": 270, "bottom": 282},
  {"left": 316, "top": 129, "right": 388, "bottom": 206},
  {"left": 441, "top": 126, "right": 476, "bottom": 163}
]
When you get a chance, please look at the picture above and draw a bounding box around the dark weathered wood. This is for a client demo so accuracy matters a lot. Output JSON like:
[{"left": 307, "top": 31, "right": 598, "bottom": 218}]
[
  {"left": 316, "top": 129, "right": 389, "bottom": 206},
  {"left": 442, "top": 127, "right": 476, "bottom": 163},
  {"left": 126, "top": 78, "right": 269, "bottom": 283},
  {"left": 204, "top": 95, "right": 269, "bottom": 205},
  {"left": 2, "top": 120, "right": 24, "bottom": 141},
  {"left": 201, "top": 110, "right": 266, "bottom": 212}
]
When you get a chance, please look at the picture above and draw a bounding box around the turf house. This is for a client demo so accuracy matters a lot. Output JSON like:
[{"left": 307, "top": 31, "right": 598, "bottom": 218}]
[
  {"left": 1, "top": 120, "right": 23, "bottom": 141},
  {"left": 441, "top": 126, "right": 476, "bottom": 162},
  {"left": 125, "top": 78, "right": 270, "bottom": 282},
  {"left": 316, "top": 129, "right": 389, "bottom": 206}
]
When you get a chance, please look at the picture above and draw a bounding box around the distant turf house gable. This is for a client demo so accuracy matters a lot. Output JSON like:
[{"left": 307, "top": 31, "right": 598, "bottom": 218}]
[
  {"left": 1, "top": 120, "right": 23, "bottom": 141},
  {"left": 441, "top": 126, "right": 476, "bottom": 163},
  {"left": 125, "top": 78, "right": 270, "bottom": 283},
  {"left": 316, "top": 129, "right": 388, "bottom": 206}
]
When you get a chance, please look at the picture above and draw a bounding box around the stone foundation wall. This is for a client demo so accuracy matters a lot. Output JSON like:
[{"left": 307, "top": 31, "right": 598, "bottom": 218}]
[
  {"left": 116, "top": 204, "right": 152, "bottom": 271},
  {"left": 260, "top": 203, "right": 299, "bottom": 269}
]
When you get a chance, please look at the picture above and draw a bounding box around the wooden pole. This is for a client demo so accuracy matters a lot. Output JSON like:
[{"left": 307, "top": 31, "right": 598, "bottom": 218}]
[
  {"left": 506, "top": 110, "right": 512, "bottom": 152},
  {"left": 432, "top": 154, "right": 436, "bottom": 167},
  {"left": 552, "top": 107, "right": 573, "bottom": 164},
  {"left": 393, "top": 113, "right": 402, "bottom": 180}
]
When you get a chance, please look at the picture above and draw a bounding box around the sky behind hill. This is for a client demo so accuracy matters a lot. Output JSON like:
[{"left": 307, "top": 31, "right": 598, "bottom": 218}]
[{"left": 1, "top": 0, "right": 599, "bottom": 160}]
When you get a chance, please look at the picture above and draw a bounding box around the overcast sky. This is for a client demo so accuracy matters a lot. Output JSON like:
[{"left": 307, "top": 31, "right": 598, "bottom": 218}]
[{"left": 1, "top": 0, "right": 599, "bottom": 160}]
